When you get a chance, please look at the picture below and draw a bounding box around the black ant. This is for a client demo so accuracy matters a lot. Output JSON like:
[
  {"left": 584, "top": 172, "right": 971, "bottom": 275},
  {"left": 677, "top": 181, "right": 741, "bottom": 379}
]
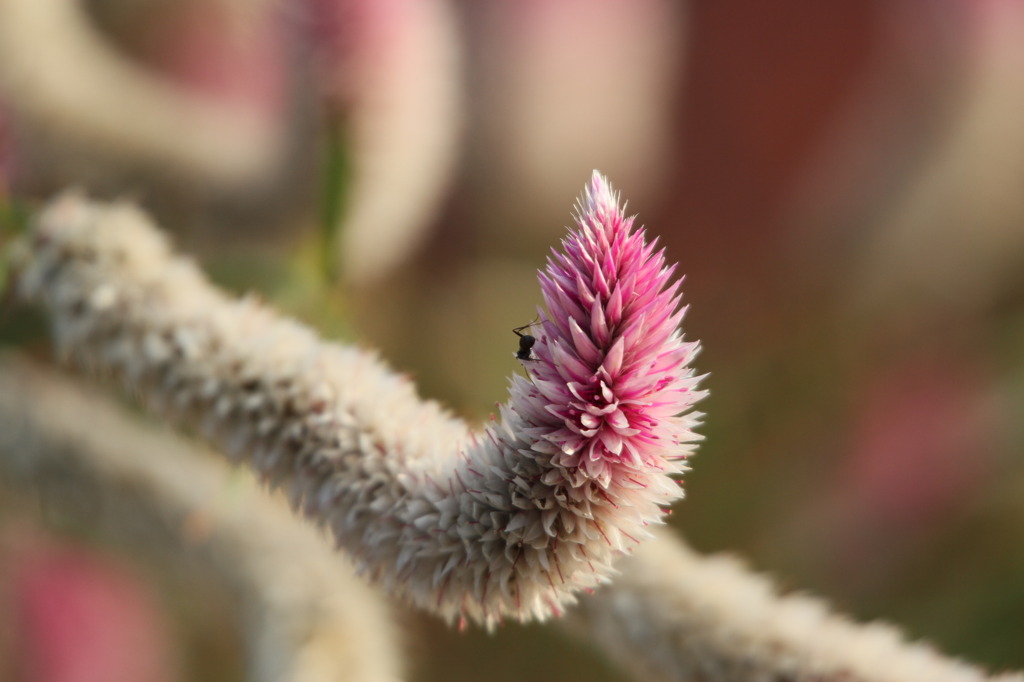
[{"left": 513, "top": 318, "right": 539, "bottom": 360}]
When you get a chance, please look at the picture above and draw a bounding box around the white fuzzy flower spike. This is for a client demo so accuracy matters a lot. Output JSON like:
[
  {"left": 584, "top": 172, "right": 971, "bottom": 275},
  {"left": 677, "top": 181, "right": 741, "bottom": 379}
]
[{"left": 17, "top": 173, "right": 704, "bottom": 628}]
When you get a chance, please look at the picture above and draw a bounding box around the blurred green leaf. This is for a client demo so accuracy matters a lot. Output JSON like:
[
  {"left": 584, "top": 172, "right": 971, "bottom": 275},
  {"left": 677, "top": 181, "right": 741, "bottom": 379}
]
[
  {"left": 0, "top": 196, "right": 29, "bottom": 302},
  {"left": 319, "top": 117, "right": 352, "bottom": 284}
]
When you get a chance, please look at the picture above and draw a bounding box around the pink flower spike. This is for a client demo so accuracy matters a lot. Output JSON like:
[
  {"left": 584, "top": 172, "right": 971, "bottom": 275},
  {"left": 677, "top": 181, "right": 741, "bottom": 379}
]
[{"left": 508, "top": 169, "right": 705, "bottom": 516}]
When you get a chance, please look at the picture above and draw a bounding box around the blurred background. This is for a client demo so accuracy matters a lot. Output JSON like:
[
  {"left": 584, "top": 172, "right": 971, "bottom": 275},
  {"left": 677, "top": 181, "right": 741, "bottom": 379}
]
[{"left": 2, "top": 0, "right": 1024, "bottom": 680}]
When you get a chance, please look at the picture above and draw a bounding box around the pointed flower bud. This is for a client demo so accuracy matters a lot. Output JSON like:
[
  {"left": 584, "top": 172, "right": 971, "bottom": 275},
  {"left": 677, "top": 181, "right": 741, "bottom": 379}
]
[
  {"left": 511, "top": 171, "right": 702, "bottom": 494},
  {"left": 16, "top": 172, "right": 703, "bottom": 628}
]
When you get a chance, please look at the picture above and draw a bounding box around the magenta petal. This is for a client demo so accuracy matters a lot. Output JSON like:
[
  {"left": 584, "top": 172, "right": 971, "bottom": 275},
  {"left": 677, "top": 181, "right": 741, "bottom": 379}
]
[
  {"left": 589, "top": 298, "right": 609, "bottom": 348},
  {"left": 600, "top": 429, "right": 624, "bottom": 455},
  {"left": 605, "top": 282, "right": 624, "bottom": 326},
  {"left": 605, "top": 409, "right": 631, "bottom": 430},
  {"left": 551, "top": 341, "right": 591, "bottom": 383},
  {"left": 569, "top": 318, "right": 602, "bottom": 365},
  {"left": 602, "top": 336, "right": 625, "bottom": 378}
]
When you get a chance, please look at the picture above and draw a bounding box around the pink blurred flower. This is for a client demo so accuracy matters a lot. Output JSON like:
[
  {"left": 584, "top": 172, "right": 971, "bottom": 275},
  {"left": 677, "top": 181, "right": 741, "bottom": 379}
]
[
  {"left": 791, "top": 353, "right": 1002, "bottom": 591},
  {"left": 842, "top": 356, "right": 998, "bottom": 531},
  {"left": 10, "top": 538, "right": 179, "bottom": 682},
  {"left": 0, "top": 0, "right": 290, "bottom": 196},
  {"left": 143, "top": 0, "right": 287, "bottom": 119},
  {"left": 303, "top": 0, "right": 462, "bottom": 283},
  {"left": 472, "top": 0, "right": 684, "bottom": 220}
]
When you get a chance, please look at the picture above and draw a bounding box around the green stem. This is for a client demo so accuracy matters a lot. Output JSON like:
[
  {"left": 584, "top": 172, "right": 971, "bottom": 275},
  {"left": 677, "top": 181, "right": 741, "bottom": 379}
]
[{"left": 319, "top": 116, "right": 350, "bottom": 284}]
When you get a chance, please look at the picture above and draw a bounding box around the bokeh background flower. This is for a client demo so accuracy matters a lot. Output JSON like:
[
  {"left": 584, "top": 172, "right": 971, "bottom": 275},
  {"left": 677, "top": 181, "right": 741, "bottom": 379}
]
[{"left": 2, "top": 0, "right": 1024, "bottom": 680}]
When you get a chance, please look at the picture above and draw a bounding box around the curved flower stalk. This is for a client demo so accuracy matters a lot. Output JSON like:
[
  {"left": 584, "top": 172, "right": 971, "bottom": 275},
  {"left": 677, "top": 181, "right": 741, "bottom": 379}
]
[
  {"left": 15, "top": 172, "right": 703, "bottom": 627},
  {"left": 0, "top": 0, "right": 286, "bottom": 192},
  {"left": 571, "top": 529, "right": 1024, "bottom": 682},
  {"left": 0, "top": 357, "right": 403, "bottom": 682}
]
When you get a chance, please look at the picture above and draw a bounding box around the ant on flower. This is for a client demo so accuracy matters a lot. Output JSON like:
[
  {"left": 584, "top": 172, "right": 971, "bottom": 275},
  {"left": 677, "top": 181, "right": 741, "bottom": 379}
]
[{"left": 513, "top": 317, "right": 539, "bottom": 361}]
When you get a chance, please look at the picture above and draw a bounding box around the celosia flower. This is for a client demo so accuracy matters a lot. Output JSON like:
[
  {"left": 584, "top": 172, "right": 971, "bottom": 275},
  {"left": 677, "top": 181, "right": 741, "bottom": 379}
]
[
  {"left": 17, "top": 172, "right": 703, "bottom": 629},
  {"left": 512, "top": 171, "right": 700, "bottom": 493}
]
